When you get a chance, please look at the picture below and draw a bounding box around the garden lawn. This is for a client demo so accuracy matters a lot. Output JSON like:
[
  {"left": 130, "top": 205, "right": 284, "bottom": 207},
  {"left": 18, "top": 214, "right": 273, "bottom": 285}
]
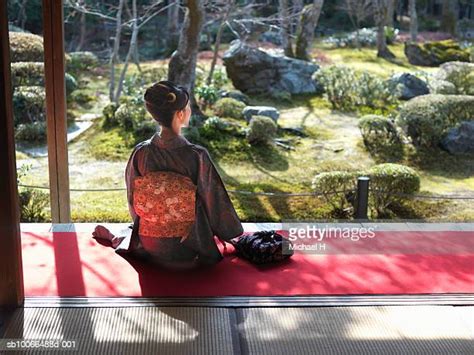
[{"left": 14, "top": 44, "right": 474, "bottom": 222}]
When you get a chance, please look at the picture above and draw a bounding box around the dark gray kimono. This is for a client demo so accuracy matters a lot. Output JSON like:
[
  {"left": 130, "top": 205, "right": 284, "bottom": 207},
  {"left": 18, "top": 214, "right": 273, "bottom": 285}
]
[{"left": 116, "top": 133, "right": 243, "bottom": 266}]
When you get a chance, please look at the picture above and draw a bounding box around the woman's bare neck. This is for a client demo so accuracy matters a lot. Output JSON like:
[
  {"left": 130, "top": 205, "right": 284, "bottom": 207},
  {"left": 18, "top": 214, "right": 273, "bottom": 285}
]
[{"left": 159, "top": 127, "right": 180, "bottom": 140}]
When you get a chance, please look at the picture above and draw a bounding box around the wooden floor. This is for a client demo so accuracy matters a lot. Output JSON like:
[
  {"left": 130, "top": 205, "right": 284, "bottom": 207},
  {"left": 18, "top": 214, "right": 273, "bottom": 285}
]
[{"left": 1, "top": 222, "right": 472, "bottom": 354}]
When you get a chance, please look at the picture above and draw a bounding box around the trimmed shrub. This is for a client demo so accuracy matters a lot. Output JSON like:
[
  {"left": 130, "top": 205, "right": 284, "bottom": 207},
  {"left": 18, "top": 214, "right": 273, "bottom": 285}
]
[
  {"left": 18, "top": 187, "right": 49, "bottom": 222},
  {"left": 15, "top": 121, "right": 47, "bottom": 142},
  {"left": 115, "top": 104, "right": 146, "bottom": 130},
  {"left": 17, "top": 165, "right": 49, "bottom": 222},
  {"left": 11, "top": 62, "right": 77, "bottom": 97},
  {"left": 428, "top": 79, "right": 457, "bottom": 94},
  {"left": 366, "top": 163, "right": 420, "bottom": 215},
  {"left": 434, "top": 61, "right": 474, "bottom": 95},
  {"left": 213, "top": 97, "right": 246, "bottom": 119},
  {"left": 358, "top": 115, "right": 402, "bottom": 153},
  {"left": 11, "top": 62, "right": 44, "bottom": 86},
  {"left": 246, "top": 115, "right": 277, "bottom": 145},
  {"left": 199, "top": 116, "right": 227, "bottom": 139},
  {"left": 66, "top": 51, "right": 99, "bottom": 75},
  {"left": 357, "top": 71, "right": 397, "bottom": 108},
  {"left": 65, "top": 73, "right": 78, "bottom": 97},
  {"left": 70, "top": 89, "right": 96, "bottom": 106},
  {"left": 311, "top": 164, "right": 420, "bottom": 217},
  {"left": 102, "top": 102, "right": 119, "bottom": 128},
  {"left": 9, "top": 32, "right": 44, "bottom": 62},
  {"left": 396, "top": 94, "right": 474, "bottom": 147},
  {"left": 12, "top": 86, "right": 45, "bottom": 126},
  {"left": 314, "top": 65, "right": 355, "bottom": 110},
  {"left": 311, "top": 171, "right": 360, "bottom": 213},
  {"left": 314, "top": 65, "right": 397, "bottom": 111}
]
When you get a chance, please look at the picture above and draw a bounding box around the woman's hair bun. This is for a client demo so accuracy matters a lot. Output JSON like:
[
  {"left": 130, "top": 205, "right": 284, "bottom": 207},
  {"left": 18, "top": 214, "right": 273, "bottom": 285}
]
[
  {"left": 166, "top": 92, "right": 177, "bottom": 103},
  {"left": 143, "top": 80, "right": 190, "bottom": 127}
]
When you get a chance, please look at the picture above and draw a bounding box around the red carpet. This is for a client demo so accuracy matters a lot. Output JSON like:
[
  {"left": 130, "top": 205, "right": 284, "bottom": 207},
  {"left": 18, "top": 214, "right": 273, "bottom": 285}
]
[{"left": 21, "top": 230, "right": 474, "bottom": 297}]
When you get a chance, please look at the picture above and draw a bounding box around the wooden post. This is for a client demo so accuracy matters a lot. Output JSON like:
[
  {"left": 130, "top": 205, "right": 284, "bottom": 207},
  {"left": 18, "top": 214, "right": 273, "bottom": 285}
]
[
  {"left": 0, "top": 1, "right": 25, "bottom": 307},
  {"left": 355, "top": 177, "right": 370, "bottom": 220},
  {"left": 43, "top": 0, "right": 71, "bottom": 223}
]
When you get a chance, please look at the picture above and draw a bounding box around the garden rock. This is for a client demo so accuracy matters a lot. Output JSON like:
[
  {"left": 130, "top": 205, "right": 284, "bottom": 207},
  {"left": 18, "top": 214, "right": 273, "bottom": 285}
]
[
  {"left": 440, "top": 121, "right": 474, "bottom": 154},
  {"left": 388, "top": 73, "right": 429, "bottom": 100},
  {"left": 223, "top": 40, "right": 321, "bottom": 97},
  {"left": 259, "top": 31, "right": 283, "bottom": 45},
  {"left": 218, "top": 89, "right": 250, "bottom": 104},
  {"left": 243, "top": 106, "right": 279, "bottom": 123},
  {"left": 404, "top": 40, "right": 470, "bottom": 67}
]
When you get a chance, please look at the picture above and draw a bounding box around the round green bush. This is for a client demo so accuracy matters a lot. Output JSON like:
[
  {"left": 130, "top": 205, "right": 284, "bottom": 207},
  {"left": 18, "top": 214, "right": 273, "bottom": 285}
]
[
  {"left": 428, "top": 79, "right": 457, "bottom": 94},
  {"left": 213, "top": 97, "right": 246, "bottom": 119},
  {"left": 9, "top": 32, "right": 44, "bottom": 62},
  {"left": 366, "top": 163, "right": 420, "bottom": 214},
  {"left": 311, "top": 171, "right": 360, "bottom": 212},
  {"left": 65, "top": 73, "right": 78, "bottom": 97},
  {"left": 115, "top": 104, "right": 136, "bottom": 130},
  {"left": 396, "top": 94, "right": 474, "bottom": 147},
  {"left": 66, "top": 51, "right": 99, "bottom": 75},
  {"left": 15, "top": 121, "right": 47, "bottom": 142},
  {"left": 434, "top": 62, "right": 474, "bottom": 95},
  {"left": 199, "top": 116, "right": 227, "bottom": 139},
  {"left": 70, "top": 89, "right": 96, "bottom": 106},
  {"left": 358, "top": 115, "right": 401, "bottom": 151},
  {"left": 102, "top": 102, "right": 119, "bottom": 128},
  {"left": 115, "top": 103, "right": 147, "bottom": 131},
  {"left": 314, "top": 65, "right": 397, "bottom": 111},
  {"left": 12, "top": 86, "right": 45, "bottom": 126},
  {"left": 11, "top": 62, "right": 44, "bottom": 86},
  {"left": 246, "top": 115, "right": 277, "bottom": 145}
]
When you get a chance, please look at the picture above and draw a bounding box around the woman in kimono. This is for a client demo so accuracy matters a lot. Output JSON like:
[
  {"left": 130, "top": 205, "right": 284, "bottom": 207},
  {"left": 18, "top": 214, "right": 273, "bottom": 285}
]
[{"left": 93, "top": 80, "right": 243, "bottom": 270}]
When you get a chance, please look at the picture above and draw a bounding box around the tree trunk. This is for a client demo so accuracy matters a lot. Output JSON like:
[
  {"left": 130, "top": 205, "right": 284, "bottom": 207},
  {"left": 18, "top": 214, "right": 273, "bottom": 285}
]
[
  {"left": 441, "top": 0, "right": 456, "bottom": 34},
  {"left": 207, "top": 0, "right": 233, "bottom": 86},
  {"left": 386, "top": 0, "right": 395, "bottom": 26},
  {"left": 295, "top": 0, "right": 324, "bottom": 61},
  {"left": 75, "top": 0, "right": 86, "bottom": 52},
  {"left": 279, "top": 0, "right": 294, "bottom": 57},
  {"left": 373, "top": 0, "right": 395, "bottom": 59},
  {"left": 291, "top": 0, "right": 304, "bottom": 36},
  {"left": 114, "top": 0, "right": 139, "bottom": 103},
  {"left": 166, "top": 0, "right": 180, "bottom": 55},
  {"left": 168, "top": 0, "right": 206, "bottom": 118},
  {"left": 17, "top": 0, "right": 28, "bottom": 28},
  {"left": 409, "top": 0, "right": 418, "bottom": 42},
  {"left": 109, "top": 0, "right": 125, "bottom": 102}
]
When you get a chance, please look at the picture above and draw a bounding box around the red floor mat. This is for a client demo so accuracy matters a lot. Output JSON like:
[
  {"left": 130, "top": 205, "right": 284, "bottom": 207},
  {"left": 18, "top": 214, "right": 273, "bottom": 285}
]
[{"left": 22, "top": 230, "right": 474, "bottom": 297}]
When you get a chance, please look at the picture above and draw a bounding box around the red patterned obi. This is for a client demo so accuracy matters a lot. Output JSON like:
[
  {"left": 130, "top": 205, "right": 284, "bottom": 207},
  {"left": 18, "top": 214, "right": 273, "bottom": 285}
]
[{"left": 133, "top": 171, "right": 197, "bottom": 239}]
